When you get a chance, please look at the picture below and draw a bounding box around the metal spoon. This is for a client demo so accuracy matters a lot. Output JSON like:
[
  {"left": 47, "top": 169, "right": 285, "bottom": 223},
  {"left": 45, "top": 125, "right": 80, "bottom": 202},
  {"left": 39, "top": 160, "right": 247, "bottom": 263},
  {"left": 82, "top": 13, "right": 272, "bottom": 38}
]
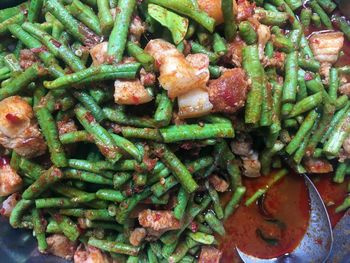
[
  {"left": 237, "top": 175, "right": 333, "bottom": 263},
  {"left": 326, "top": 209, "right": 350, "bottom": 262}
]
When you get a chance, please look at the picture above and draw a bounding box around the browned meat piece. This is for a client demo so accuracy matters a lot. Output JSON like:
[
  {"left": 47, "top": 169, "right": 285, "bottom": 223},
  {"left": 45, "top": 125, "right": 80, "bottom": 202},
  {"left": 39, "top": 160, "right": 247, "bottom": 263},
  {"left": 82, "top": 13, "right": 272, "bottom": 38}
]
[
  {"left": 114, "top": 79, "right": 153, "bottom": 105},
  {"left": 46, "top": 234, "right": 77, "bottom": 261},
  {"left": 0, "top": 156, "right": 22, "bottom": 197},
  {"left": 222, "top": 38, "right": 245, "bottom": 66},
  {"left": 237, "top": 0, "right": 255, "bottom": 21},
  {"left": 138, "top": 209, "right": 181, "bottom": 231},
  {"left": 208, "top": 68, "right": 249, "bottom": 113},
  {"left": 231, "top": 134, "right": 253, "bottom": 157},
  {"left": 0, "top": 96, "right": 46, "bottom": 158},
  {"left": 129, "top": 15, "right": 146, "bottom": 43},
  {"left": 209, "top": 175, "right": 229, "bottom": 192},
  {"left": 140, "top": 68, "right": 156, "bottom": 86},
  {"left": 90, "top": 42, "right": 111, "bottom": 66},
  {"left": 242, "top": 152, "right": 261, "bottom": 178},
  {"left": 339, "top": 83, "right": 350, "bottom": 97},
  {"left": 57, "top": 119, "right": 78, "bottom": 136},
  {"left": 303, "top": 157, "right": 333, "bottom": 174},
  {"left": 0, "top": 192, "right": 20, "bottom": 217},
  {"left": 19, "top": 49, "right": 40, "bottom": 69},
  {"left": 74, "top": 244, "right": 112, "bottom": 263},
  {"left": 129, "top": 227, "right": 147, "bottom": 246},
  {"left": 263, "top": 52, "right": 285, "bottom": 69},
  {"left": 309, "top": 32, "right": 344, "bottom": 64},
  {"left": 198, "top": 246, "right": 222, "bottom": 263}
]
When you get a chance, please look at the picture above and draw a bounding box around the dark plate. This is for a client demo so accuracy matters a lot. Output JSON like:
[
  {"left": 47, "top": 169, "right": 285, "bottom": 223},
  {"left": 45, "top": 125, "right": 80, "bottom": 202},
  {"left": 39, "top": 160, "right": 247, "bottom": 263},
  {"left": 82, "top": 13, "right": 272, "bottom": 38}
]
[
  {"left": 0, "top": 0, "right": 27, "bottom": 9},
  {"left": 0, "top": 216, "right": 68, "bottom": 263}
]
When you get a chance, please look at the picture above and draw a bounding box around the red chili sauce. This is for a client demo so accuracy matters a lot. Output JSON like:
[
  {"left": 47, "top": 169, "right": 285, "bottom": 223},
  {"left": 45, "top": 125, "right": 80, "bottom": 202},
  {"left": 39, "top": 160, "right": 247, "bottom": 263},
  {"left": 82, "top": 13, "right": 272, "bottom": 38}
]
[
  {"left": 313, "top": 175, "right": 349, "bottom": 227},
  {"left": 218, "top": 172, "right": 348, "bottom": 262},
  {"left": 218, "top": 172, "right": 309, "bottom": 262}
]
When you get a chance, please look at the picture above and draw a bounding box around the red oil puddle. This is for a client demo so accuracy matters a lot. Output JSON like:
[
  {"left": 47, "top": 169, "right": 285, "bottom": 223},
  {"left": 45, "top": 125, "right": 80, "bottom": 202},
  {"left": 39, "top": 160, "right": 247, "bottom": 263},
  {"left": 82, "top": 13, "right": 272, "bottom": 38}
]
[{"left": 218, "top": 172, "right": 310, "bottom": 262}]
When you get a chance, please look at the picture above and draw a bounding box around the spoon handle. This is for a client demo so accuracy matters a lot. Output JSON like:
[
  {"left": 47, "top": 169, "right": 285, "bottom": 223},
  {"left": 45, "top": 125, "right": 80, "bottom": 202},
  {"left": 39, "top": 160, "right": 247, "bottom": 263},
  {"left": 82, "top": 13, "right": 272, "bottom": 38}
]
[{"left": 327, "top": 210, "right": 350, "bottom": 262}]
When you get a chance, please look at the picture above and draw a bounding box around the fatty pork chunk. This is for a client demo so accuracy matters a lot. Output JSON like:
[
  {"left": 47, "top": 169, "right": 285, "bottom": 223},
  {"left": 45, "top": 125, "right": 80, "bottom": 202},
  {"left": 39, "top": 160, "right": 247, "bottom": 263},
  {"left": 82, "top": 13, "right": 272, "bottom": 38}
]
[
  {"left": 74, "top": 244, "right": 112, "bottom": 263},
  {"left": 145, "top": 39, "right": 209, "bottom": 99},
  {"left": 231, "top": 134, "right": 261, "bottom": 178},
  {"left": 128, "top": 15, "right": 146, "bottom": 43},
  {"left": 46, "top": 234, "right": 78, "bottom": 261},
  {"left": 114, "top": 79, "right": 153, "bottom": 105},
  {"left": 309, "top": 32, "right": 344, "bottom": 81},
  {"left": 309, "top": 32, "right": 344, "bottom": 64},
  {"left": 129, "top": 227, "right": 147, "bottom": 246},
  {"left": 90, "top": 42, "right": 110, "bottom": 66},
  {"left": 303, "top": 157, "right": 333, "bottom": 174},
  {"left": 0, "top": 156, "right": 22, "bottom": 197},
  {"left": 209, "top": 174, "right": 229, "bottom": 192},
  {"left": 257, "top": 24, "right": 271, "bottom": 59},
  {"left": 138, "top": 209, "right": 181, "bottom": 232},
  {"left": 0, "top": 96, "right": 46, "bottom": 158},
  {"left": 198, "top": 246, "right": 223, "bottom": 263},
  {"left": 90, "top": 42, "right": 154, "bottom": 105},
  {"left": 177, "top": 53, "right": 213, "bottom": 118}
]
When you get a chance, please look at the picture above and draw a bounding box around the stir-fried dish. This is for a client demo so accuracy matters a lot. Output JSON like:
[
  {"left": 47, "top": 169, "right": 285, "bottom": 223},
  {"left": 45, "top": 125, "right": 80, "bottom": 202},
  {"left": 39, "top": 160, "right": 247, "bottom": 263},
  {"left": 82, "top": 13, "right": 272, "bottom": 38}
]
[{"left": 0, "top": 0, "right": 349, "bottom": 262}]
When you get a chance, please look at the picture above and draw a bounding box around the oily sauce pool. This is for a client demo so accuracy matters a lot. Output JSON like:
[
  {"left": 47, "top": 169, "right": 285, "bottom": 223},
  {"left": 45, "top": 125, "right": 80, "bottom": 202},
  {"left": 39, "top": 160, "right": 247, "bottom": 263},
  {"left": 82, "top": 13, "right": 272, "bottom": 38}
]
[
  {"left": 218, "top": 172, "right": 310, "bottom": 262},
  {"left": 218, "top": 171, "right": 348, "bottom": 262}
]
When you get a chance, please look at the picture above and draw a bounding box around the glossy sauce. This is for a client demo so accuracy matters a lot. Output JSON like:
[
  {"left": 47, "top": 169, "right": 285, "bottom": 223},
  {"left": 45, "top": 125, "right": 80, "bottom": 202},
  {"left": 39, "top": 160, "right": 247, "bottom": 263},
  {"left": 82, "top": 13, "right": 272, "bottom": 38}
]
[
  {"left": 313, "top": 175, "right": 349, "bottom": 227},
  {"left": 218, "top": 172, "right": 310, "bottom": 262}
]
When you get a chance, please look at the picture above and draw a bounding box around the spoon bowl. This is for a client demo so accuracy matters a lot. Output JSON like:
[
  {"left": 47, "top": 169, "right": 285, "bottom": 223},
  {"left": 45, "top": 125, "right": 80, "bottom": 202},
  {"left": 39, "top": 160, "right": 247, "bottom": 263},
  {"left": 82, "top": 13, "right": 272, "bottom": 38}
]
[{"left": 237, "top": 175, "right": 333, "bottom": 263}]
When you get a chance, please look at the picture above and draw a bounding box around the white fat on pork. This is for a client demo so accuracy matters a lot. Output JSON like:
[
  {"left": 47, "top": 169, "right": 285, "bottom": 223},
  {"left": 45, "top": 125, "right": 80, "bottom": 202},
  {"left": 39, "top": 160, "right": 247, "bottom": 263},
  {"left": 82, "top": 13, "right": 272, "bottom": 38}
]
[
  {"left": 145, "top": 39, "right": 209, "bottom": 98},
  {"left": 177, "top": 53, "right": 213, "bottom": 118},
  {"left": 257, "top": 24, "right": 271, "bottom": 59},
  {"left": 309, "top": 32, "right": 344, "bottom": 64}
]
